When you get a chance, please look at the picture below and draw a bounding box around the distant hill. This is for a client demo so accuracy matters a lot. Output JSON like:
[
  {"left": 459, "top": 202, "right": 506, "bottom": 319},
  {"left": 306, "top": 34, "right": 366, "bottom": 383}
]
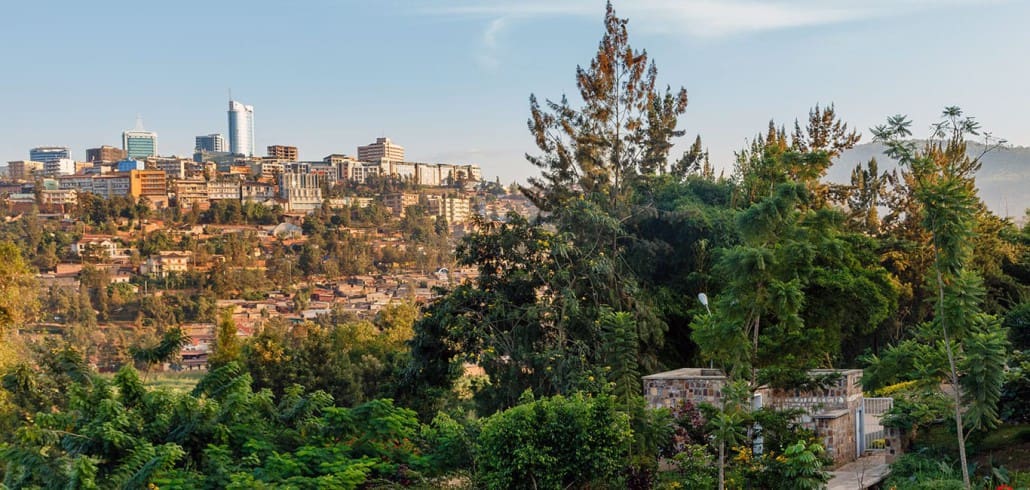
[{"left": 828, "top": 142, "right": 1030, "bottom": 218}]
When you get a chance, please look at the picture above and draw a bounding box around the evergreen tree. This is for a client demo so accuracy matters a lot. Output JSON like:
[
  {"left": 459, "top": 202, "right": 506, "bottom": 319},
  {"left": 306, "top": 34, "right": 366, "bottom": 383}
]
[{"left": 523, "top": 1, "right": 687, "bottom": 214}]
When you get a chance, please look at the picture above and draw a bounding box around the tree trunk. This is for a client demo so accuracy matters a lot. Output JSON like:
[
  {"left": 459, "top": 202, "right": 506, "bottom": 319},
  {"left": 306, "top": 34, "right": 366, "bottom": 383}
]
[
  {"left": 936, "top": 264, "right": 970, "bottom": 489},
  {"left": 719, "top": 440, "right": 725, "bottom": 490}
]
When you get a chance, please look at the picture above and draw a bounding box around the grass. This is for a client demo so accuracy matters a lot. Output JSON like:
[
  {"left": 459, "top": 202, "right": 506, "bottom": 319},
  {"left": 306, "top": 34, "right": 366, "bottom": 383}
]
[
  {"left": 99, "top": 370, "right": 206, "bottom": 394},
  {"left": 910, "top": 423, "right": 1030, "bottom": 475},
  {"left": 145, "top": 370, "right": 206, "bottom": 393}
]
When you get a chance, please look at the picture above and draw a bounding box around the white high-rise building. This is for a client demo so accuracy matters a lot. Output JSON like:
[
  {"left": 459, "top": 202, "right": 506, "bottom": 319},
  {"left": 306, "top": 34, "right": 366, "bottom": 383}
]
[
  {"left": 357, "top": 137, "right": 404, "bottom": 162},
  {"left": 228, "top": 99, "right": 255, "bottom": 157},
  {"left": 44, "top": 158, "right": 76, "bottom": 176}
]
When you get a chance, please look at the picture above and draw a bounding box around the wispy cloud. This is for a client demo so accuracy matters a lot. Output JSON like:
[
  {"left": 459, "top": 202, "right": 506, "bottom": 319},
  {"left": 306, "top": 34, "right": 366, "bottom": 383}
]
[
  {"left": 477, "top": 17, "right": 507, "bottom": 71},
  {"left": 420, "top": 0, "right": 1002, "bottom": 70}
]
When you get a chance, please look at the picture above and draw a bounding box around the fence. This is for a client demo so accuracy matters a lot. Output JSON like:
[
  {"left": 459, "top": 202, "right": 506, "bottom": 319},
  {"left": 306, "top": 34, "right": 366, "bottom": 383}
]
[{"left": 861, "top": 397, "right": 893, "bottom": 452}]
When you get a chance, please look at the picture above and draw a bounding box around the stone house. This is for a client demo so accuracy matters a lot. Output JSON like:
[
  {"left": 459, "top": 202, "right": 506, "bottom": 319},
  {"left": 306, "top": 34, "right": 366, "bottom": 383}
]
[{"left": 642, "top": 368, "right": 895, "bottom": 465}]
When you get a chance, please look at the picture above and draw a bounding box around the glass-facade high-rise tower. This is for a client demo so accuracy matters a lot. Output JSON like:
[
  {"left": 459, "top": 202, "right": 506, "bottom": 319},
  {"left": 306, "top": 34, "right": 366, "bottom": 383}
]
[
  {"left": 195, "top": 133, "right": 227, "bottom": 152},
  {"left": 228, "top": 100, "right": 255, "bottom": 156},
  {"left": 29, "top": 146, "right": 70, "bottom": 163},
  {"left": 122, "top": 118, "right": 158, "bottom": 159}
]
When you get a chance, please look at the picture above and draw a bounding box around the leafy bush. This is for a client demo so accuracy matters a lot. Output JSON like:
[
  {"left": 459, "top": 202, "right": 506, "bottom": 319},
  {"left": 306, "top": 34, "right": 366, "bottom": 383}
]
[
  {"left": 884, "top": 451, "right": 965, "bottom": 489},
  {"left": 421, "top": 411, "right": 477, "bottom": 476},
  {"left": 999, "top": 351, "right": 1030, "bottom": 423},
  {"left": 476, "top": 392, "right": 632, "bottom": 490},
  {"left": 669, "top": 444, "right": 718, "bottom": 489}
]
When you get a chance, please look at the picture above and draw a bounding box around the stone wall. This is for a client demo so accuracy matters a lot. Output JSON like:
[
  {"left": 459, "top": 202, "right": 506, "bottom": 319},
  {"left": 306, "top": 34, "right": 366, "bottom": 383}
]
[
  {"left": 643, "top": 368, "right": 870, "bottom": 465},
  {"left": 642, "top": 368, "right": 727, "bottom": 409},
  {"left": 814, "top": 411, "right": 857, "bottom": 463}
]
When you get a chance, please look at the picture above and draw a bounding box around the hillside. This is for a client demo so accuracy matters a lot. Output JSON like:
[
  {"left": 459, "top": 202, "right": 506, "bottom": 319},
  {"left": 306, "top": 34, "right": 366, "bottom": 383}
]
[{"left": 828, "top": 141, "right": 1030, "bottom": 219}]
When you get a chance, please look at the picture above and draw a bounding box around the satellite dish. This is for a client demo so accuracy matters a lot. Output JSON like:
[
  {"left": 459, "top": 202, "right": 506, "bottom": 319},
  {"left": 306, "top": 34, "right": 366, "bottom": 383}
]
[{"left": 697, "top": 293, "right": 709, "bottom": 306}]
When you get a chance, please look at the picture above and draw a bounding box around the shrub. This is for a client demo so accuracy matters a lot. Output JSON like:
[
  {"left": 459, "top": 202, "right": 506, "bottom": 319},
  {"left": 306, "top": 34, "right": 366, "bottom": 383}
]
[{"left": 476, "top": 392, "right": 632, "bottom": 490}]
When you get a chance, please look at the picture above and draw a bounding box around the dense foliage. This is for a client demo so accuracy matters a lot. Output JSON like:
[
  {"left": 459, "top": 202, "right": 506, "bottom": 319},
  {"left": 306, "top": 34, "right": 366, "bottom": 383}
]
[{"left": 0, "top": 3, "right": 1027, "bottom": 489}]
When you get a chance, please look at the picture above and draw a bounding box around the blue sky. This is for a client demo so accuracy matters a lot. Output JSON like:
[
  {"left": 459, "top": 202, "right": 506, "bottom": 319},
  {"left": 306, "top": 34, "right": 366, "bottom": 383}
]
[{"left": 2, "top": 0, "right": 1028, "bottom": 183}]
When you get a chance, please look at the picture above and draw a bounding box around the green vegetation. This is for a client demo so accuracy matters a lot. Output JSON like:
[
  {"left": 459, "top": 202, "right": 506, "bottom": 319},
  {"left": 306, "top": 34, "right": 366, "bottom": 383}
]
[{"left": 0, "top": 3, "right": 1028, "bottom": 489}]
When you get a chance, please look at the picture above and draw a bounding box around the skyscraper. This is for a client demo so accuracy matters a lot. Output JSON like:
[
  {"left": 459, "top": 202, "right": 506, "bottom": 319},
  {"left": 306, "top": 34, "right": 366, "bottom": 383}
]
[
  {"left": 123, "top": 118, "right": 158, "bottom": 159},
  {"left": 195, "top": 133, "right": 227, "bottom": 152},
  {"left": 228, "top": 99, "right": 255, "bottom": 156},
  {"left": 30, "top": 146, "right": 70, "bottom": 164}
]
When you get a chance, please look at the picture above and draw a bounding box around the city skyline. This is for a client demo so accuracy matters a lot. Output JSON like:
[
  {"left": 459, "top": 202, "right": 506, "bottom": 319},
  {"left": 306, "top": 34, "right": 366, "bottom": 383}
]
[{"left": 2, "top": 1, "right": 1029, "bottom": 184}]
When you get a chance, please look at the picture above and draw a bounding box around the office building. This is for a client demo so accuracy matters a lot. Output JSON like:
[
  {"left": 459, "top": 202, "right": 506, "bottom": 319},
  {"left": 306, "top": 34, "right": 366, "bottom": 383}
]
[
  {"left": 91, "top": 173, "right": 133, "bottom": 198},
  {"left": 6, "top": 161, "right": 44, "bottom": 180},
  {"left": 324, "top": 154, "right": 359, "bottom": 181},
  {"left": 147, "top": 157, "right": 189, "bottom": 179},
  {"left": 117, "top": 159, "right": 145, "bottom": 172},
  {"left": 88, "top": 170, "right": 166, "bottom": 207},
  {"left": 56, "top": 175, "right": 95, "bottom": 193},
  {"left": 86, "top": 146, "right": 126, "bottom": 163},
  {"left": 129, "top": 170, "right": 168, "bottom": 207},
  {"left": 195, "top": 133, "right": 226, "bottom": 152},
  {"left": 30, "top": 146, "right": 70, "bottom": 164},
  {"left": 228, "top": 99, "right": 255, "bottom": 156},
  {"left": 44, "top": 158, "right": 76, "bottom": 177},
  {"left": 266, "top": 145, "right": 298, "bottom": 161},
  {"left": 123, "top": 120, "right": 158, "bottom": 159},
  {"left": 357, "top": 137, "right": 404, "bottom": 162},
  {"left": 279, "top": 172, "right": 322, "bottom": 212}
]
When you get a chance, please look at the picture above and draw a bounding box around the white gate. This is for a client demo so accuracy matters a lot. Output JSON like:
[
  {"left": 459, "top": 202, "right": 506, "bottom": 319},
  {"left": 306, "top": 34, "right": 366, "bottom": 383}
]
[{"left": 860, "top": 397, "right": 893, "bottom": 453}]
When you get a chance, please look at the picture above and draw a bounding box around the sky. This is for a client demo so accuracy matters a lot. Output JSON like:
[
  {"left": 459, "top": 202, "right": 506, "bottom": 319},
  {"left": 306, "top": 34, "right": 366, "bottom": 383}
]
[{"left": 1, "top": 0, "right": 1028, "bottom": 183}]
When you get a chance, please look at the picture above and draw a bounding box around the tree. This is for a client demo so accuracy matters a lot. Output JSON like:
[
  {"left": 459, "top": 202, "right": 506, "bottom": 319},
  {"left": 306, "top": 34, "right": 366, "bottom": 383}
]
[
  {"left": 0, "top": 241, "right": 39, "bottom": 332},
  {"left": 129, "top": 327, "right": 190, "bottom": 381},
  {"left": 873, "top": 107, "right": 1009, "bottom": 488},
  {"left": 476, "top": 392, "right": 632, "bottom": 489},
  {"left": 403, "top": 212, "right": 662, "bottom": 414},
  {"left": 208, "top": 309, "right": 240, "bottom": 369},
  {"left": 523, "top": 1, "right": 687, "bottom": 214},
  {"left": 708, "top": 381, "right": 749, "bottom": 490},
  {"left": 671, "top": 134, "right": 711, "bottom": 179},
  {"left": 691, "top": 180, "right": 896, "bottom": 387}
]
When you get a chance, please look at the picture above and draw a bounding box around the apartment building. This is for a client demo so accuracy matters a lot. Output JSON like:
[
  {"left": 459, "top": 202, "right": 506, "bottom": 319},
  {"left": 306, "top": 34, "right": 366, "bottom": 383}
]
[
  {"left": 173, "top": 179, "right": 209, "bottom": 209},
  {"left": 207, "top": 180, "right": 241, "bottom": 200},
  {"left": 241, "top": 182, "right": 276, "bottom": 202},
  {"left": 383, "top": 192, "right": 420, "bottom": 217},
  {"left": 41, "top": 189, "right": 77, "bottom": 208},
  {"left": 266, "top": 145, "right": 298, "bottom": 161},
  {"left": 427, "top": 195, "right": 473, "bottom": 224},
  {"left": 6, "top": 160, "right": 43, "bottom": 180}
]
